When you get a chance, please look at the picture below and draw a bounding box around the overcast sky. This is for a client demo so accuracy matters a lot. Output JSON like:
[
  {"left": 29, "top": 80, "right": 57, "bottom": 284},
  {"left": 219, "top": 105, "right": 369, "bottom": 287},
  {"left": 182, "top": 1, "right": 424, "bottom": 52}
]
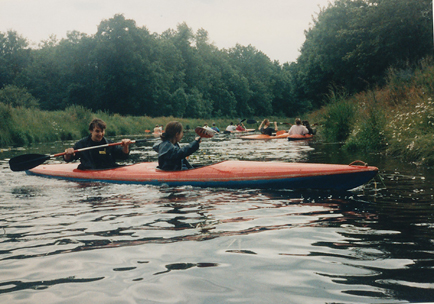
[{"left": 0, "top": 0, "right": 332, "bottom": 63}]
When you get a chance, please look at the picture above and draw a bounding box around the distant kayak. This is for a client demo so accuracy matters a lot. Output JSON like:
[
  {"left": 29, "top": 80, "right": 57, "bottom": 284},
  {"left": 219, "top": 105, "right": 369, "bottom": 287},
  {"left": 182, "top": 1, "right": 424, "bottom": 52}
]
[
  {"left": 287, "top": 134, "right": 314, "bottom": 141},
  {"left": 224, "top": 129, "right": 255, "bottom": 134},
  {"left": 27, "top": 160, "right": 378, "bottom": 191},
  {"left": 240, "top": 133, "right": 290, "bottom": 140}
]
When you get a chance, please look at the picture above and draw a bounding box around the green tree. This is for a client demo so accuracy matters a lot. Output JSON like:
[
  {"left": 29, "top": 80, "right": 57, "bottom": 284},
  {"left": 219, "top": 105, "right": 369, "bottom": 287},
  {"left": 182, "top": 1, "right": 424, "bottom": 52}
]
[
  {"left": 0, "top": 30, "right": 31, "bottom": 88},
  {"left": 295, "top": 0, "right": 433, "bottom": 109},
  {"left": 0, "top": 84, "right": 39, "bottom": 108}
]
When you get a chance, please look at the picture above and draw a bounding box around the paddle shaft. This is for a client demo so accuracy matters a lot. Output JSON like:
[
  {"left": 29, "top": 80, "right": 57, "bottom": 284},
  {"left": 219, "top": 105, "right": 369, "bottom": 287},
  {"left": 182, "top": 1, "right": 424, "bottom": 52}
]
[
  {"left": 53, "top": 140, "right": 141, "bottom": 157},
  {"left": 9, "top": 139, "right": 147, "bottom": 172}
]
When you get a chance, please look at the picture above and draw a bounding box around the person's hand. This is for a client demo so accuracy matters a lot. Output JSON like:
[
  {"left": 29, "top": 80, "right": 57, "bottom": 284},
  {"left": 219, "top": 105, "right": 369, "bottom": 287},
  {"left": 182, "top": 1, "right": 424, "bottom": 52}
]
[
  {"left": 64, "top": 148, "right": 75, "bottom": 161},
  {"left": 121, "top": 139, "right": 132, "bottom": 154},
  {"left": 195, "top": 136, "right": 201, "bottom": 142},
  {"left": 121, "top": 139, "right": 132, "bottom": 147}
]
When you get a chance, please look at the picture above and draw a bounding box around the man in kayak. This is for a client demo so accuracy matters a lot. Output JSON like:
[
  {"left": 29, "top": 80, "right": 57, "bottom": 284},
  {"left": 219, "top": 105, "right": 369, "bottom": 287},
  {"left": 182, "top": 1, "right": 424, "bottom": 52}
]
[
  {"left": 226, "top": 122, "right": 236, "bottom": 132},
  {"left": 153, "top": 121, "right": 201, "bottom": 170},
  {"left": 302, "top": 120, "right": 316, "bottom": 135},
  {"left": 259, "top": 119, "right": 278, "bottom": 136},
  {"left": 63, "top": 118, "right": 132, "bottom": 169},
  {"left": 211, "top": 123, "right": 220, "bottom": 133},
  {"left": 153, "top": 124, "right": 162, "bottom": 134},
  {"left": 288, "top": 118, "right": 309, "bottom": 135},
  {"left": 236, "top": 122, "right": 246, "bottom": 131}
]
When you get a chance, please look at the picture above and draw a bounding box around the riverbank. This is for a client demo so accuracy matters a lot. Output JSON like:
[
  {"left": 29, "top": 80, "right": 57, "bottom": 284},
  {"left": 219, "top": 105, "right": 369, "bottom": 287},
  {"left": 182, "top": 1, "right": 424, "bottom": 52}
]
[
  {"left": 309, "top": 58, "right": 434, "bottom": 166},
  {"left": 0, "top": 104, "right": 287, "bottom": 148}
]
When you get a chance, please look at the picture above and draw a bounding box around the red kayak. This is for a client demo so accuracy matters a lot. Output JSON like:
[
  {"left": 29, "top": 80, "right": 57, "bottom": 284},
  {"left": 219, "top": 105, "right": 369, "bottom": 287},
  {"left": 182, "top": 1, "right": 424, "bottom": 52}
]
[{"left": 27, "top": 160, "right": 378, "bottom": 191}]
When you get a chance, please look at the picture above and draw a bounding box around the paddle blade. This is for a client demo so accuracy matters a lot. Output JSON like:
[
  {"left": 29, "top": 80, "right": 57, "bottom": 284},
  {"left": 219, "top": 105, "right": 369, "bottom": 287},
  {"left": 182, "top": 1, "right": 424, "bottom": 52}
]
[
  {"left": 195, "top": 127, "right": 214, "bottom": 138},
  {"left": 9, "top": 154, "right": 51, "bottom": 172},
  {"left": 246, "top": 119, "right": 258, "bottom": 124}
]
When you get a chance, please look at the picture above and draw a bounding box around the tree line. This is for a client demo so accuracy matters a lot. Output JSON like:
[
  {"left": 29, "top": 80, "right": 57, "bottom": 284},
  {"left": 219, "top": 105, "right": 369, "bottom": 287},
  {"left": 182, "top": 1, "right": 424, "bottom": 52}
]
[{"left": 0, "top": 0, "right": 432, "bottom": 119}]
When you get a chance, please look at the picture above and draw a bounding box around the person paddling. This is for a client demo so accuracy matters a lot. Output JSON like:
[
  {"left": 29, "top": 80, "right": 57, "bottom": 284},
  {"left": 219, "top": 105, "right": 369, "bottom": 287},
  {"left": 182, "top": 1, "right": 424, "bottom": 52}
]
[
  {"left": 288, "top": 118, "right": 309, "bottom": 135},
  {"left": 211, "top": 123, "right": 220, "bottom": 133},
  {"left": 64, "top": 118, "right": 132, "bottom": 169},
  {"left": 259, "top": 119, "right": 278, "bottom": 136},
  {"left": 153, "top": 124, "right": 162, "bottom": 134},
  {"left": 153, "top": 121, "right": 201, "bottom": 171},
  {"left": 226, "top": 122, "right": 236, "bottom": 132},
  {"left": 236, "top": 122, "right": 246, "bottom": 131}
]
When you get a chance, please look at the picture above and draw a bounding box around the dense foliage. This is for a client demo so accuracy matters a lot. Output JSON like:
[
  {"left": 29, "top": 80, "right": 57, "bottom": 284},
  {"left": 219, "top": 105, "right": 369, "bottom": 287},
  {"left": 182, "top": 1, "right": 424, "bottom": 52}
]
[{"left": 0, "top": 0, "right": 432, "bottom": 118}]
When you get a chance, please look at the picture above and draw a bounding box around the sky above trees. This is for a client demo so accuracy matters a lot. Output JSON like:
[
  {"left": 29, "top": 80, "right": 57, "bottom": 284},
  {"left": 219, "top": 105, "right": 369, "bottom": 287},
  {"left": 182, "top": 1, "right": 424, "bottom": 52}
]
[{"left": 0, "top": 0, "right": 332, "bottom": 63}]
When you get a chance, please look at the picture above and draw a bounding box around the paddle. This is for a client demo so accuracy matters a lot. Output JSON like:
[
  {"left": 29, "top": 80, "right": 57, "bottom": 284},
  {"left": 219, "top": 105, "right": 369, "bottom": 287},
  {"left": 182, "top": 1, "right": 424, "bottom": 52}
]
[
  {"left": 9, "top": 139, "right": 147, "bottom": 172},
  {"left": 195, "top": 127, "right": 215, "bottom": 138}
]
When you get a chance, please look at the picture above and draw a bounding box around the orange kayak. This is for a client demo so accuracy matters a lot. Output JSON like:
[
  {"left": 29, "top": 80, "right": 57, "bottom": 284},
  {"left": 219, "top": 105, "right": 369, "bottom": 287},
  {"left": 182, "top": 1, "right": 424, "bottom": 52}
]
[
  {"left": 27, "top": 160, "right": 378, "bottom": 190},
  {"left": 240, "top": 133, "right": 291, "bottom": 140}
]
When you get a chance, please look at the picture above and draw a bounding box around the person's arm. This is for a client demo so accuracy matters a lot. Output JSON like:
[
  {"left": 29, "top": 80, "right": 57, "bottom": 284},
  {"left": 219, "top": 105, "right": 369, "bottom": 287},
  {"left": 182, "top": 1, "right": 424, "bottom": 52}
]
[
  {"left": 120, "top": 138, "right": 132, "bottom": 154},
  {"left": 274, "top": 121, "right": 278, "bottom": 131},
  {"left": 164, "top": 138, "right": 201, "bottom": 160},
  {"left": 258, "top": 120, "right": 265, "bottom": 130}
]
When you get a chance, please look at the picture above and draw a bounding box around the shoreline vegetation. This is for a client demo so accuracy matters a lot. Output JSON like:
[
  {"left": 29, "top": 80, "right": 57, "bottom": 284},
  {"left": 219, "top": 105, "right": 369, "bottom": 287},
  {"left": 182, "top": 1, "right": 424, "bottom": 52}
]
[
  {"left": 1, "top": 59, "right": 434, "bottom": 166},
  {"left": 311, "top": 58, "right": 434, "bottom": 166}
]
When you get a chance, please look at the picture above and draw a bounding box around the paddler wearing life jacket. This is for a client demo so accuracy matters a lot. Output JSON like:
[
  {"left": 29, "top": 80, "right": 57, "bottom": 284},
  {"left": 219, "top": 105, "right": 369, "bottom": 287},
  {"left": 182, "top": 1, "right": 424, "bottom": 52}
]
[
  {"left": 259, "top": 119, "right": 278, "bottom": 136},
  {"left": 153, "top": 121, "right": 201, "bottom": 171},
  {"left": 63, "top": 118, "right": 132, "bottom": 170},
  {"left": 288, "top": 118, "right": 309, "bottom": 135}
]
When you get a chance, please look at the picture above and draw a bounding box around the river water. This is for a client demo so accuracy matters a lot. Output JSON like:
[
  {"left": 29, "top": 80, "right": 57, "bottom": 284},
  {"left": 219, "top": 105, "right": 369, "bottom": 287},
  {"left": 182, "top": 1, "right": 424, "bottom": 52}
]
[{"left": 1, "top": 132, "right": 434, "bottom": 304}]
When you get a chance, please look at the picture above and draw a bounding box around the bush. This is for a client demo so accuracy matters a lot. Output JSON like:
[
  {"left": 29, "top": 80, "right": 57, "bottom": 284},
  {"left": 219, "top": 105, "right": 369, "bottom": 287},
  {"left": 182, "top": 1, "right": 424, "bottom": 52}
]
[
  {"left": 0, "top": 85, "right": 39, "bottom": 108},
  {"left": 321, "top": 89, "right": 356, "bottom": 142}
]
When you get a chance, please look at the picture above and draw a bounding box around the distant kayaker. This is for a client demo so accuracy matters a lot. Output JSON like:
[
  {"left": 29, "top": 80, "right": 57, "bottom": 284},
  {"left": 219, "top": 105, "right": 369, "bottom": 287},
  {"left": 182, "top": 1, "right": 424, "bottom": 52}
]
[
  {"left": 288, "top": 118, "right": 309, "bottom": 135},
  {"left": 226, "top": 122, "right": 236, "bottom": 132},
  {"left": 236, "top": 122, "right": 246, "bottom": 131},
  {"left": 211, "top": 123, "right": 220, "bottom": 133},
  {"left": 63, "top": 118, "right": 132, "bottom": 169},
  {"left": 302, "top": 120, "right": 316, "bottom": 135},
  {"left": 259, "top": 119, "right": 278, "bottom": 136},
  {"left": 154, "top": 124, "right": 162, "bottom": 134},
  {"left": 153, "top": 121, "right": 201, "bottom": 171}
]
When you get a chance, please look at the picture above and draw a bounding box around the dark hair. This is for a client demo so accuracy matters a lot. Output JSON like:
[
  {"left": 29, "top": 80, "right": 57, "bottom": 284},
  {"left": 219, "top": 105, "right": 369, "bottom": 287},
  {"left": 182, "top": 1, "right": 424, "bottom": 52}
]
[
  {"left": 161, "top": 121, "right": 183, "bottom": 140},
  {"left": 89, "top": 118, "right": 107, "bottom": 131},
  {"left": 295, "top": 118, "right": 302, "bottom": 125}
]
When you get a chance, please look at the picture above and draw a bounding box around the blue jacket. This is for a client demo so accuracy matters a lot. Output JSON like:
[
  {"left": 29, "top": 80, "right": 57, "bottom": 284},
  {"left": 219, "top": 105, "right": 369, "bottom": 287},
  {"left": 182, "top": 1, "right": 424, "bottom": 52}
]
[{"left": 153, "top": 139, "right": 200, "bottom": 171}]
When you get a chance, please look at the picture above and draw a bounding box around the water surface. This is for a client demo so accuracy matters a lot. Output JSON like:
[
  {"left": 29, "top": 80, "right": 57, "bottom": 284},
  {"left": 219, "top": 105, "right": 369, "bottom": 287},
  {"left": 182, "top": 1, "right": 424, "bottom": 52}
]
[{"left": 1, "top": 132, "right": 433, "bottom": 303}]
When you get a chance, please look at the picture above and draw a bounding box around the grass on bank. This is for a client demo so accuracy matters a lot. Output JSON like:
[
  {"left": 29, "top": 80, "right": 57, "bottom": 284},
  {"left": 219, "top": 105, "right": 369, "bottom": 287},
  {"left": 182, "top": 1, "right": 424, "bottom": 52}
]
[
  {"left": 0, "top": 102, "right": 288, "bottom": 148},
  {"left": 309, "top": 57, "right": 434, "bottom": 166}
]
